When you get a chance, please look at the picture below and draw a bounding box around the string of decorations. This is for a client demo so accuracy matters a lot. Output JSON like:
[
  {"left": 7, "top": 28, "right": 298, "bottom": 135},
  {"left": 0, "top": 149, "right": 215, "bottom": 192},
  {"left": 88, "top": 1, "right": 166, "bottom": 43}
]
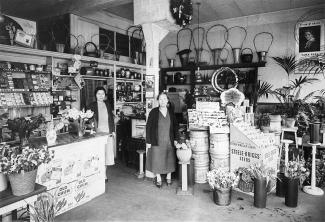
[{"left": 170, "top": 0, "right": 193, "bottom": 28}]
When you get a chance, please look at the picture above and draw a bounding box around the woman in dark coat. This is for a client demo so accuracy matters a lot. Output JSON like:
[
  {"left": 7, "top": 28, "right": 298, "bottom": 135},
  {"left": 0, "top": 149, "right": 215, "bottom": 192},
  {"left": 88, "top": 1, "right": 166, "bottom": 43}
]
[
  {"left": 87, "top": 86, "right": 115, "bottom": 181},
  {"left": 146, "top": 92, "right": 179, "bottom": 188}
]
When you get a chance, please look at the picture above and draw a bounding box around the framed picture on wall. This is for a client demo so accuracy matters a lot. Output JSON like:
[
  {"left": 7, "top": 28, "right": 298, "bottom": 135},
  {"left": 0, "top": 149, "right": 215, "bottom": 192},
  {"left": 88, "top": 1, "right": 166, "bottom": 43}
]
[{"left": 295, "top": 19, "right": 325, "bottom": 74}]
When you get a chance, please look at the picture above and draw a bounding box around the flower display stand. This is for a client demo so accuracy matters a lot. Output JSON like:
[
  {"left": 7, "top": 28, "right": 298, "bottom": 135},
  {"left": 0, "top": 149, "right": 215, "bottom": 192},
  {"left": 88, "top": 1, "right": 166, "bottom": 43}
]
[
  {"left": 135, "top": 150, "right": 146, "bottom": 179},
  {"left": 177, "top": 161, "right": 193, "bottom": 196},
  {"left": 230, "top": 124, "right": 278, "bottom": 195},
  {"left": 303, "top": 143, "right": 324, "bottom": 196}
]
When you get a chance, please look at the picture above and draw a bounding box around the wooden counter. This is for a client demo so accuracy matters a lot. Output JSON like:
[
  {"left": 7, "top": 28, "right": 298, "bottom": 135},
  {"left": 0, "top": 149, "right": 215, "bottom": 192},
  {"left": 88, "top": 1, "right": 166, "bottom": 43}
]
[{"left": 35, "top": 133, "right": 108, "bottom": 216}]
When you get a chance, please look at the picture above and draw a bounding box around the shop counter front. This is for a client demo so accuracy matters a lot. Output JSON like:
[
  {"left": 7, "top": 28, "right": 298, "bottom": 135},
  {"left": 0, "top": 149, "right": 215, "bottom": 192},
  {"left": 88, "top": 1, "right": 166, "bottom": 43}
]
[{"left": 32, "top": 133, "right": 108, "bottom": 216}]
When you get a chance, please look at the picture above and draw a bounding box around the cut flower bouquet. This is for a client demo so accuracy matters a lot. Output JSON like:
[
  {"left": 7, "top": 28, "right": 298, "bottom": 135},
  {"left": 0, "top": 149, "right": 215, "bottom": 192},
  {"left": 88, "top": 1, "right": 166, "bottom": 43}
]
[
  {"left": 285, "top": 160, "right": 310, "bottom": 186},
  {"left": 207, "top": 168, "right": 238, "bottom": 190},
  {"left": 61, "top": 108, "right": 94, "bottom": 137}
]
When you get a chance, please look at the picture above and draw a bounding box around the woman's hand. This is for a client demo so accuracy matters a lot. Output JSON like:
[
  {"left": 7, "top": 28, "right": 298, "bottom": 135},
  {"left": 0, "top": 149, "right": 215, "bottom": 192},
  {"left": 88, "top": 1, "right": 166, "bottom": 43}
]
[
  {"left": 146, "top": 143, "right": 151, "bottom": 149},
  {"left": 174, "top": 141, "right": 178, "bottom": 146}
]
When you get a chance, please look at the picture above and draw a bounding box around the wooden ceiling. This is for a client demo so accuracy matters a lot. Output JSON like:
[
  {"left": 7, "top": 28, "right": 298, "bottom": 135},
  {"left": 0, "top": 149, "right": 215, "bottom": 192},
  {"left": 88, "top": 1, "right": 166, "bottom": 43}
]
[{"left": 2, "top": 0, "right": 324, "bottom": 23}]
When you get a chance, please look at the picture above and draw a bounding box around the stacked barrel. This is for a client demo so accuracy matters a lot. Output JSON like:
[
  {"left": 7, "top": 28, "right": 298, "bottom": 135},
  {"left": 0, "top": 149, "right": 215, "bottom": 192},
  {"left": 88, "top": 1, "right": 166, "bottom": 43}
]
[
  {"left": 209, "top": 133, "right": 230, "bottom": 171},
  {"left": 190, "top": 130, "right": 209, "bottom": 183}
]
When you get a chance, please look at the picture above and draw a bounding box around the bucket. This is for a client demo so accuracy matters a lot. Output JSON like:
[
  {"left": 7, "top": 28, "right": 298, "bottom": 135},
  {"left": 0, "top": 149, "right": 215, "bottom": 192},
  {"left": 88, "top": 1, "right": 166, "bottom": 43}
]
[
  {"left": 257, "top": 51, "right": 267, "bottom": 62},
  {"left": 232, "top": 48, "right": 241, "bottom": 64},
  {"left": 209, "top": 133, "right": 229, "bottom": 156},
  {"left": 210, "top": 154, "right": 229, "bottom": 171},
  {"left": 194, "top": 164, "right": 209, "bottom": 183},
  {"left": 8, "top": 169, "right": 37, "bottom": 196},
  {"left": 177, "top": 49, "right": 191, "bottom": 67},
  {"left": 193, "top": 152, "right": 209, "bottom": 166},
  {"left": 190, "top": 130, "right": 209, "bottom": 153}
]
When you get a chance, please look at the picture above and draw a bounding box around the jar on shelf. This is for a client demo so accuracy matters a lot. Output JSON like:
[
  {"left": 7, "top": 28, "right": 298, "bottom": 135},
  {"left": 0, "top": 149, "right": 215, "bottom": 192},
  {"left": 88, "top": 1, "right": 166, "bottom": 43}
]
[
  {"left": 125, "top": 69, "right": 131, "bottom": 78},
  {"left": 121, "top": 68, "right": 126, "bottom": 78},
  {"left": 136, "top": 72, "right": 141, "bottom": 79},
  {"left": 130, "top": 72, "right": 135, "bottom": 79}
]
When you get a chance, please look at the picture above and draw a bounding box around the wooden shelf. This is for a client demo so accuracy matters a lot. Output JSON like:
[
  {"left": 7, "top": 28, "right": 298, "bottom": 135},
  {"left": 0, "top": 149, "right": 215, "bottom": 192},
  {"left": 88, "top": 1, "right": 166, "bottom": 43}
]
[
  {"left": 0, "top": 44, "right": 146, "bottom": 70},
  {"left": 166, "top": 83, "right": 191, "bottom": 86},
  {"left": 82, "top": 75, "right": 113, "bottom": 80},
  {"left": 161, "top": 62, "right": 266, "bottom": 72},
  {"left": 0, "top": 104, "right": 51, "bottom": 109},
  {"left": 1, "top": 68, "right": 51, "bottom": 74},
  {"left": 116, "top": 78, "right": 142, "bottom": 82}
]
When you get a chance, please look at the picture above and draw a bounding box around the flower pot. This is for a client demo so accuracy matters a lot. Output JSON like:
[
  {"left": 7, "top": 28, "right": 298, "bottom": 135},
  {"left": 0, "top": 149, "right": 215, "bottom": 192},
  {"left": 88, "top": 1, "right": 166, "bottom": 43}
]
[
  {"left": 269, "top": 115, "right": 281, "bottom": 132},
  {"left": 309, "top": 122, "right": 320, "bottom": 144},
  {"left": 8, "top": 169, "right": 37, "bottom": 196},
  {"left": 0, "top": 173, "right": 8, "bottom": 192},
  {"left": 276, "top": 172, "right": 286, "bottom": 197},
  {"left": 254, "top": 177, "right": 267, "bottom": 208},
  {"left": 285, "top": 118, "right": 296, "bottom": 128},
  {"left": 213, "top": 187, "right": 232, "bottom": 206},
  {"left": 284, "top": 177, "right": 299, "bottom": 207},
  {"left": 176, "top": 149, "right": 192, "bottom": 164}
]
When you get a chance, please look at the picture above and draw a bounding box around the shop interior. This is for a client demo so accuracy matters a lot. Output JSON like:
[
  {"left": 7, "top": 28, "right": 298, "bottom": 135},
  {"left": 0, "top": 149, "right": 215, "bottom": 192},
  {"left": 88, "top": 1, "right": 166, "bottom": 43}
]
[{"left": 0, "top": 0, "right": 325, "bottom": 221}]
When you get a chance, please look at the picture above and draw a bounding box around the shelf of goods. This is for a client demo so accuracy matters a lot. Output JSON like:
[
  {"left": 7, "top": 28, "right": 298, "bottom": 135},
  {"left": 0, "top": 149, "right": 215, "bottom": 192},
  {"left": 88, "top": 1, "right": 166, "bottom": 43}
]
[
  {"left": 114, "top": 66, "right": 145, "bottom": 117},
  {"left": 0, "top": 44, "right": 146, "bottom": 118},
  {"left": 230, "top": 122, "right": 279, "bottom": 195},
  {"left": 160, "top": 62, "right": 266, "bottom": 102}
]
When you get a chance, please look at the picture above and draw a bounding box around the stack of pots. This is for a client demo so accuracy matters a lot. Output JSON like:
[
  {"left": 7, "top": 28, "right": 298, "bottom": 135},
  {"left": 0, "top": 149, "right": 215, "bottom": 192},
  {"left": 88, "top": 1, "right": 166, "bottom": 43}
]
[
  {"left": 209, "top": 133, "right": 230, "bottom": 171},
  {"left": 190, "top": 130, "right": 210, "bottom": 183}
]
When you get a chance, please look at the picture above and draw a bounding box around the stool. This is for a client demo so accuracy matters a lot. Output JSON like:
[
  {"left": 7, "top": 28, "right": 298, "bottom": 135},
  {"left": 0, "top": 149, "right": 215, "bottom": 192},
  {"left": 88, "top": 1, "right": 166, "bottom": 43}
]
[
  {"left": 281, "top": 127, "right": 298, "bottom": 149},
  {"left": 303, "top": 143, "right": 324, "bottom": 196},
  {"left": 136, "top": 150, "right": 145, "bottom": 179},
  {"left": 281, "top": 139, "right": 293, "bottom": 168}
]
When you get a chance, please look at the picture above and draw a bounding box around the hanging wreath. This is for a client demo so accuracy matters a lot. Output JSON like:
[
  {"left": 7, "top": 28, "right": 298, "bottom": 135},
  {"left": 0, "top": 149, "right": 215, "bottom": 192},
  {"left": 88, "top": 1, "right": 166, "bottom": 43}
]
[{"left": 170, "top": 0, "right": 193, "bottom": 28}]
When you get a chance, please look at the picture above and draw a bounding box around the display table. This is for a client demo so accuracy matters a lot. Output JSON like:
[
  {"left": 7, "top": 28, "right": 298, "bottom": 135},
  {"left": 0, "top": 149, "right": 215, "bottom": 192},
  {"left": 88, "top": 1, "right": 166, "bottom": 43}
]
[
  {"left": 33, "top": 133, "right": 108, "bottom": 216},
  {"left": 0, "top": 184, "right": 46, "bottom": 218}
]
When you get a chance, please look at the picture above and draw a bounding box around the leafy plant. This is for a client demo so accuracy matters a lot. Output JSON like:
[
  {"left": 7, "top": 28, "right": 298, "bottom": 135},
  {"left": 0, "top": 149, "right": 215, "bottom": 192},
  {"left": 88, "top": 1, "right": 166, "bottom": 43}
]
[
  {"left": 246, "top": 162, "right": 276, "bottom": 181},
  {"left": 298, "top": 55, "right": 325, "bottom": 76},
  {"left": 7, "top": 114, "right": 46, "bottom": 143},
  {"left": 28, "top": 192, "right": 57, "bottom": 222},
  {"left": 255, "top": 113, "right": 271, "bottom": 128},
  {"left": 272, "top": 55, "right": 298, "bottom": 76}
]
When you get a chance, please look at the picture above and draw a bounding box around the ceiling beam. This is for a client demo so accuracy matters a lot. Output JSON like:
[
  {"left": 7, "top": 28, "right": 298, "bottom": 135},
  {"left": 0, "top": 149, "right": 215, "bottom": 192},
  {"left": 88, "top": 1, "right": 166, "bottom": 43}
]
[{"left": 3, "top": 0, "right": 133, "bottom": 20}]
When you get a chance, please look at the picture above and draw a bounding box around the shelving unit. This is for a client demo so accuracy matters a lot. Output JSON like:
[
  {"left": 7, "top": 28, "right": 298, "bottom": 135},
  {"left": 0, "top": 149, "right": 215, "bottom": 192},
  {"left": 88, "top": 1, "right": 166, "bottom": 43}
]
[
  {"left": 160, "top": 62, "right": 266, "bottom": 105},
  {"left": 0, "top": 44, "right": 146, "bottom": 119}
]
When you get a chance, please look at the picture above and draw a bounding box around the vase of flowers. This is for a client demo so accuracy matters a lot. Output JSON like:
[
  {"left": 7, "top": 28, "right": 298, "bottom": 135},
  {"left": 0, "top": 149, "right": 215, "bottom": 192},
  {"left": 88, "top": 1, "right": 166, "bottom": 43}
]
[
  {"left": 46, "top": 117, "right": 67, "bottom": 146},
  {"left": 246, "top": 163, "right": 276, "bottom": 208},
  {"left": 206, "top": 168, "right": 238, "bottom": 206},
  {"left": 175, "top": 139, "right": 192, "bottom": 164},
  {"left": 2, "top": 145, "right": 54, "bottom": 196},
  {"left": 7, "top": 114, "right": 45, "bottom": 146},
  {"left": 284, "top": 160, "right": 309, "bottom": 207},
  {"left": 62, "top": 108, "right": 94, "bottom": 138}
]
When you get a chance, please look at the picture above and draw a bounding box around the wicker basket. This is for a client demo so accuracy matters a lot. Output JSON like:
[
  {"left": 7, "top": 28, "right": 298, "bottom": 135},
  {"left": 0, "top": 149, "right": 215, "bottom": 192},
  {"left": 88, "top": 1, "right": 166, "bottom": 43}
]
[
  {"left": 8, "top": 169, "right": 37, "bottom": 196},
  {"left": 238, "top": 179, "right": 254, "bottom": 192}
]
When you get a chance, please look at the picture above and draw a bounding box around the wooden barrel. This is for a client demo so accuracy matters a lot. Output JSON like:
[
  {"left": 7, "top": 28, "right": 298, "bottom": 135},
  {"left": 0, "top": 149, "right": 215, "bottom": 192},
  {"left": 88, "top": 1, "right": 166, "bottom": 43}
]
[
  {"left": 194, "top": 164, "right": 209, "bottom": 184},
  {"left": 190, "top": 130, "right": 209, "bottom": 153},
  {"left": 192, "top": 152, "right": 209, "bottom": 167},
  {"left": 209, "top": 133, "right": 229, "bottom": 156},
  {"left": 210, "top": 154, "right": 230, "bottom": 171}
]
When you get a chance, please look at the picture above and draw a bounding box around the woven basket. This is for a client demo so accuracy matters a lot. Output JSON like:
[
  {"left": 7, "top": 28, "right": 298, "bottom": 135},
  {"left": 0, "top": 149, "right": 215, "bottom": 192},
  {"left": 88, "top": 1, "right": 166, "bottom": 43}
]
[
  {"left": 8, "top": 169, "right": 37, "bottom": 196},
  {"left": 238, "top": 179, "right": 254, "bottom": 192}
]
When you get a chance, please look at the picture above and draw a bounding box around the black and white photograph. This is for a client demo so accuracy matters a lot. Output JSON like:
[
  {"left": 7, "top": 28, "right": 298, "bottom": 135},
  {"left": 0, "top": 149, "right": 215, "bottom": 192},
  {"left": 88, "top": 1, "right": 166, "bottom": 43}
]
[{"left": 0, "top": 1, "right": 325, "bottom": 222}]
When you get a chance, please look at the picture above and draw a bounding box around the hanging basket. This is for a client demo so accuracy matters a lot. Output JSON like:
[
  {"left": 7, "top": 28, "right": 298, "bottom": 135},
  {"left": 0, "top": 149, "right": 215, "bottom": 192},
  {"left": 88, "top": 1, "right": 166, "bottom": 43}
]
[{"left": 8, "top": 169, "right": 37, "bottom": 196}]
